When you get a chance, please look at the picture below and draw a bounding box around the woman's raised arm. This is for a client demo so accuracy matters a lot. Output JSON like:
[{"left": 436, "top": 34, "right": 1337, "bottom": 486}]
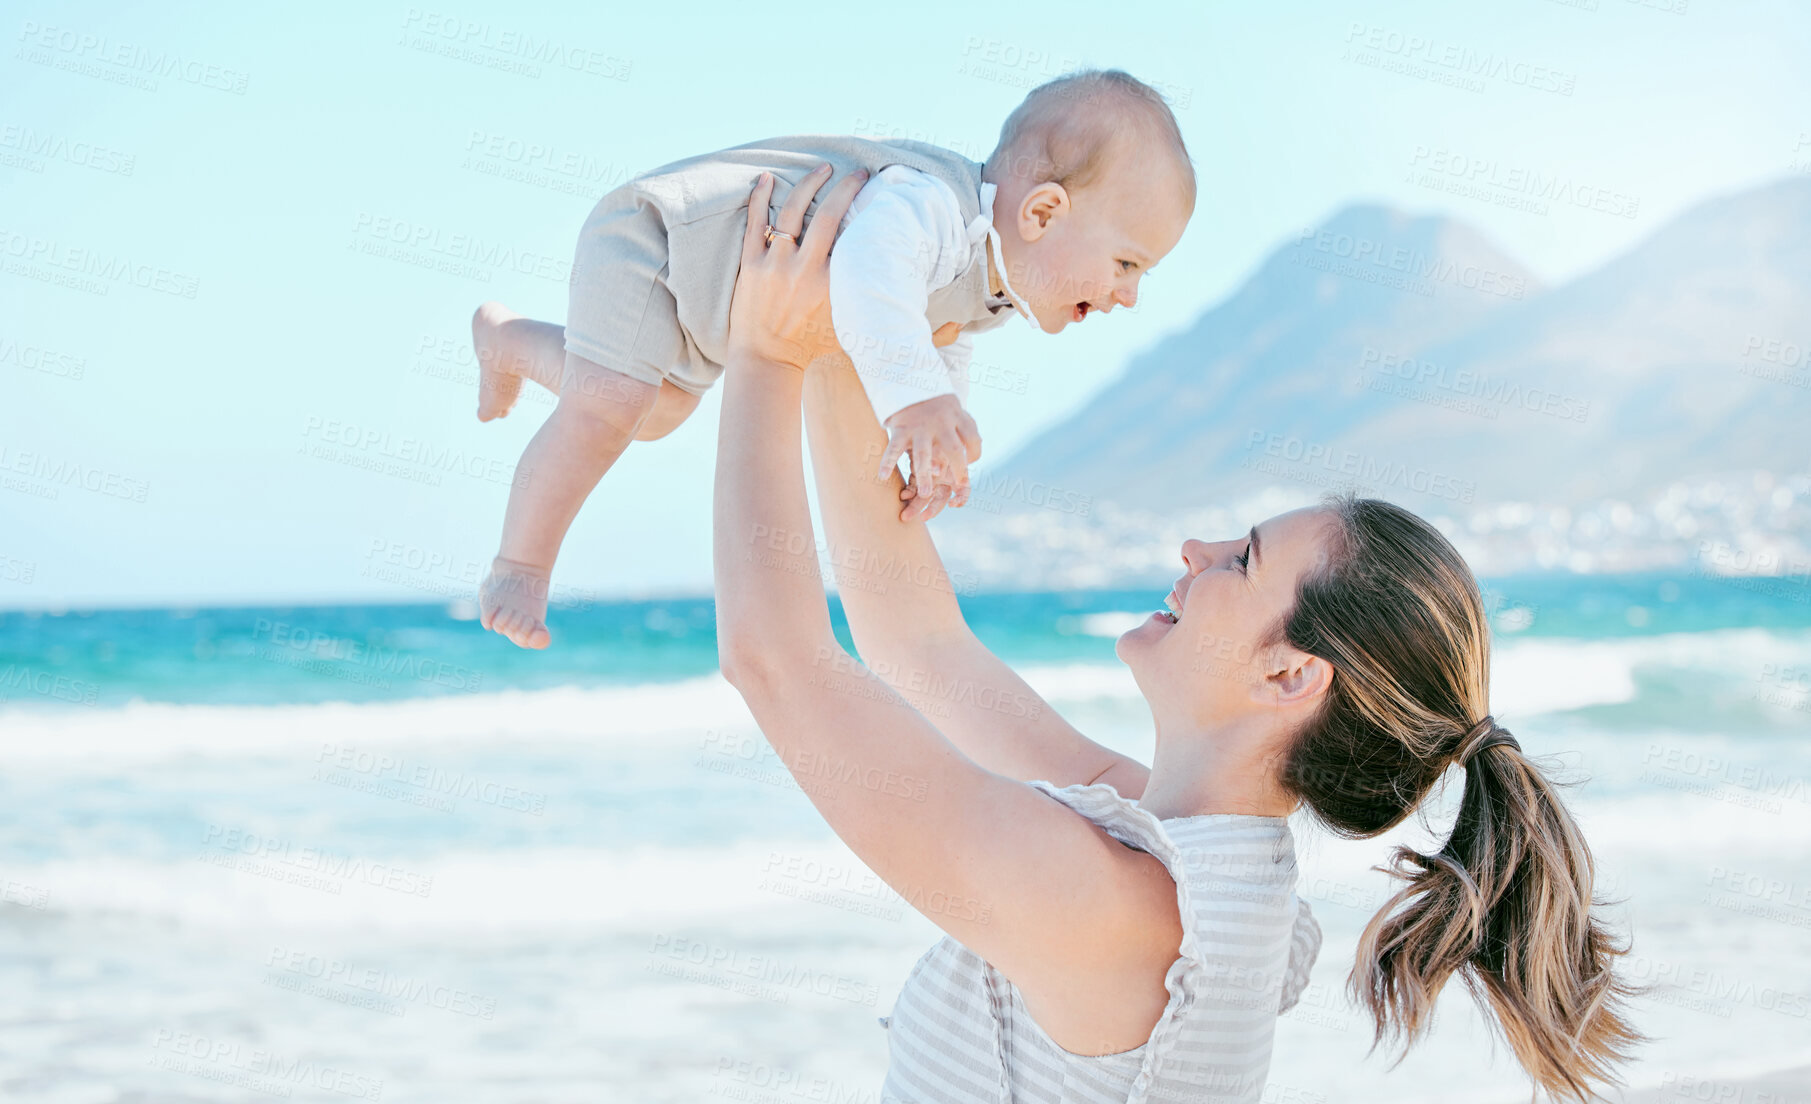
[
  {"left": 800, "top": 347, "right": 1149, "bottom": 796},
  {"left": 711, "top": 168, "right": 1179, "bottom": 1021}
]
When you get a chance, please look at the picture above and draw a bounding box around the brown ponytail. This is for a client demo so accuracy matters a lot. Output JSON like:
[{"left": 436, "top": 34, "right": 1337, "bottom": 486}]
[{"left": 1276, "top": 496, "right": 1645, "bottom": 1100}]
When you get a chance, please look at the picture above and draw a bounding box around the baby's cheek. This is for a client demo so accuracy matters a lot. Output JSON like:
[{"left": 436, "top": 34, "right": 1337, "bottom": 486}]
[
  {"left": 1047, "top": 266, "right": 1084, "bottom": 305},
  {"left": 1071, "top": 258, "right": 1111, "bottom": 302}
]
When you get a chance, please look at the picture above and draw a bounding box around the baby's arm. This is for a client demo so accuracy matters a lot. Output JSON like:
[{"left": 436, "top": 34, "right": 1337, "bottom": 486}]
[
  {"left": 827, "top": 174, "right": 981, "bottom": 519},
  {"left": 878, "top": 329, "right": 980, "bottom": 521}
]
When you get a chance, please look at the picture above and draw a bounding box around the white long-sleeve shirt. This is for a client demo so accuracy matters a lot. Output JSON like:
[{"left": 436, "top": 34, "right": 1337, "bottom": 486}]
[{"left": 828, "top": 166, "right": 1030, "bottom": 426}]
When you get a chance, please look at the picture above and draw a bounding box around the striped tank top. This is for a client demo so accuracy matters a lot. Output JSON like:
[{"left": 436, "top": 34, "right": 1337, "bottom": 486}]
[{"left": 878, "top": 780, "right": 1322, "bottom": 1104}]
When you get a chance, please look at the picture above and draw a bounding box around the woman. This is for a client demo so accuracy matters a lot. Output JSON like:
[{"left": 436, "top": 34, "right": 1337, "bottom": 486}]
[{"left": 712, "top": 168, "right": 1643, "bottom": 1103}]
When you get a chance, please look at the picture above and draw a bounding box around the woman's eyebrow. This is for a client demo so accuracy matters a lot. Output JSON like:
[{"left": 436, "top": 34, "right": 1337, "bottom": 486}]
[{"left": 1248, "top": 526, "right": 1262, "bottom": 572}]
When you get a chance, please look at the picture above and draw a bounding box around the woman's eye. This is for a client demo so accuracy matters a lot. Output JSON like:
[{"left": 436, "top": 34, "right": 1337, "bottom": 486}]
[{"left": 1235, "top": 546, "right": 1250, "bottom": 571}]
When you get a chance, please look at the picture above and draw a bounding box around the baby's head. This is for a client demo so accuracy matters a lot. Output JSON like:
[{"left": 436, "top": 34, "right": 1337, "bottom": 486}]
[{"left": 983, "top": 70, "right": 1195, "bottom": 334}]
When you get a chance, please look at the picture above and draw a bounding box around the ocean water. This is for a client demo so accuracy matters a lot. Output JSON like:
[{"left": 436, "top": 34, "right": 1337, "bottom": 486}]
[{"left": 1, "top": 573, "right": 1808, "bottom": 1102}]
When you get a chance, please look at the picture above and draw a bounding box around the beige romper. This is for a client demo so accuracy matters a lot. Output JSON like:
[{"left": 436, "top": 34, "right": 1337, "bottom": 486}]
[{"left": 563, "top": 134, "right": 1015, "bottom": 395}]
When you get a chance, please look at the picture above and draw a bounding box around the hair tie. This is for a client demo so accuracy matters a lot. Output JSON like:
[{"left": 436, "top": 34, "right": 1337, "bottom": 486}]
[{"left": 1454, "top": 716, "right": 1520, "bottom": 767}]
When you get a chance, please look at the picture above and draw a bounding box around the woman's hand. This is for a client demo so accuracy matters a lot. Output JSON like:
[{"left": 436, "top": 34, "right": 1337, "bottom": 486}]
[{"left": 724, "top": 164, "right": 869, "bottom": 371}]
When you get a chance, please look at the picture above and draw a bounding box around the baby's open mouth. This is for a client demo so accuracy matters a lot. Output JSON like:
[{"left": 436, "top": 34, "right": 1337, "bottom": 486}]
[{"left": 1072, "top": 301, "right": 1093, "bottom": 322}]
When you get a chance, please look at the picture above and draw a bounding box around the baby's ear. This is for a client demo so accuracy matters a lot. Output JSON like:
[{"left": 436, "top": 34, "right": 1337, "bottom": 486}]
[{"left": 1018, "top": 182, "right": 1070, "bottom": 238}]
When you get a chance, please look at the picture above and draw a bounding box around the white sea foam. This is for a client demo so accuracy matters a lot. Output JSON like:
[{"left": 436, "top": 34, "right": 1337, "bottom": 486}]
[
  {"left": 1491, "top": 637, "right": 1641, "bottom": 714},
  {"left": 1495, "top": 626, "right": 1811, "bottom": 718},
  {"left": 6, "top": 629, "right": 1808, "bottom": 1098},
  {"left": 1067, "top": 610, "right": 1151, "bottom": 637},
  {"left": 2, "top": 628, "right": 1805, "bottom": 769},
  {"left": 1037, "top": 625, "right": 1811, "bottom": 721},
  {"left": 1018, "top": 661, "right": 1141, "bottom": 700},
  {"left": 13, "top": 775, "right": 1804, "bottom": 936},
  {"left": 10, "top": 839, "right": 882, "bottom": 937},
  {"left": 0, "top": 675, "right": 752, "bottom": 766}
]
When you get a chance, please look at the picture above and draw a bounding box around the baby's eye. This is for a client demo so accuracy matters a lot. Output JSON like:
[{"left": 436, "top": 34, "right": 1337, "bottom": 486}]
[{"left": 1118, "top": 260, "right": 1137, "bottom": 272}]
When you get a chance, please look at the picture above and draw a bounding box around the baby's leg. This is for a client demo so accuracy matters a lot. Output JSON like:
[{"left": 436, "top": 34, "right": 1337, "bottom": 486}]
[
  {"left": 635, "top": 382, "right": 702, "bottom": 441},
  {"left": 472, "top": 302, "right": 567, "bottom": 421},
  {"left": 481, "top": 352, "right": 660, "bottom": 648}
]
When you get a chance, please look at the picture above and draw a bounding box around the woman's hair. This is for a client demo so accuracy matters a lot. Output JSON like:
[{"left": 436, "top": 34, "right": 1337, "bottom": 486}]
[{"left": 1274, "top": 495, "right": 1644, "bottom": 1100}]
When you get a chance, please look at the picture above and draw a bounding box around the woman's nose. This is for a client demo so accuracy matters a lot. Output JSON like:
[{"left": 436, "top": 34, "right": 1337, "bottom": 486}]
[{"left": 1180, "top": 538, "right": 1213, "bottom": 572}]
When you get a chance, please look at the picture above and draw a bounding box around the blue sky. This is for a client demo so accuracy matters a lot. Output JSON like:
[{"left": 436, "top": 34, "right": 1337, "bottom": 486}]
[{"left": 4, "top": 0, "right": 1808, "bottom": 608}]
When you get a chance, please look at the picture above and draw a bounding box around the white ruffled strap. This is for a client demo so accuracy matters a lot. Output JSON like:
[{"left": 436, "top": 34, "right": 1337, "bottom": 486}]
[
  {"left": 1022, "top": 781, "right": 1206, "bottom": 1104},
  {"left": 1277, "top": 897, "right": 1323, "bottom": 1014},
  {"left": 1024, "top": 779, "right": 1308, "bottom": 1104}
]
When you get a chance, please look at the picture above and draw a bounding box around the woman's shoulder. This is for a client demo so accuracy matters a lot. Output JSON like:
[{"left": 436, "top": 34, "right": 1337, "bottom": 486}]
[
  {"left": 1024, "top": 779, "right": 1298, "bottom": 871},
  {"left": 1025, "top": 778, "right": 1322, "bottom": 1006},
  {"left": 1007, "top": 781, "right": 1324, "bottom": 1090}
]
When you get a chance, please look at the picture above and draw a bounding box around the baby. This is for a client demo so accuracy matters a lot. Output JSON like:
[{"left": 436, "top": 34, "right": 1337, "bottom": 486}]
[{"left": 470, "top": 68, "right": 1194, "bottom": 648}]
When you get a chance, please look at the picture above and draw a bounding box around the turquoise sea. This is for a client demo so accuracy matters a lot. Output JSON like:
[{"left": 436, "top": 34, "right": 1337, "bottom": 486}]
[{"left": 2, "top": 573, "right": 1808, "bottom": 1101}]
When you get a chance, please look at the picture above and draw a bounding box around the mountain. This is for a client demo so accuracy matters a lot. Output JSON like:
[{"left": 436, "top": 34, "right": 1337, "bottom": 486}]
[{"left": 992, "top": 177, "right": 1811, "bottom": 513}]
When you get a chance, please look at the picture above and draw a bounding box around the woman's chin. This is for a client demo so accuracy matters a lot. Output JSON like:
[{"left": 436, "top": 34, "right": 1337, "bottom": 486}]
[
  {"left": 1114, "top": 611, "right": 1174, "bottom": 663},
  {"left": 1112, "top": 629, "right": 1137, "bottom": 666}
]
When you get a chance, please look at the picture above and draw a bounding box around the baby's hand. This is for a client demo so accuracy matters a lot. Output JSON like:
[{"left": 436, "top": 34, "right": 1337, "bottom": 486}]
[{"left": 877, "top": 395, "right": 982, "bottom": 523}]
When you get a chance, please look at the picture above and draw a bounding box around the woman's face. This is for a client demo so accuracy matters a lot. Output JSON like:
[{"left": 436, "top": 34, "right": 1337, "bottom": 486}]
[{"left": 1115, "top": 506, "right": 1341, "bottom": 728}]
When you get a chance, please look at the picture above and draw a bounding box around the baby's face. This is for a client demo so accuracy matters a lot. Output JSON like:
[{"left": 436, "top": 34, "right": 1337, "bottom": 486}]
[{"left": 998, "top": 165, "right": 1191, "bottom": 335}]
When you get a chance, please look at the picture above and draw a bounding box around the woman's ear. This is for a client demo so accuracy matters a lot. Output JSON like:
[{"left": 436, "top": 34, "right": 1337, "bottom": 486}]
[
  {"left": 1253, "top": 645, "right": 1332, "bottom": 709},
  {"left": 1016, "top": 182, "right": 1070, "bottom": 241}
]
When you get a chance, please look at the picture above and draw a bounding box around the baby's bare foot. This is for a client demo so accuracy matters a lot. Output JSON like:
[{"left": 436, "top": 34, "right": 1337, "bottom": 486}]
[
  {"left": 480, "top": 556, "right": 553, "bottom": 649},
  {"left": 473, "top": 301, "right": 525, "bottom": 422}
]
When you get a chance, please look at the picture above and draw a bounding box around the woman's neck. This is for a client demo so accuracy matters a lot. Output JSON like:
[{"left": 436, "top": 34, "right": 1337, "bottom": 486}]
[{"left": 1136, "top": 717, "right": 1296, "bottom": 820}]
